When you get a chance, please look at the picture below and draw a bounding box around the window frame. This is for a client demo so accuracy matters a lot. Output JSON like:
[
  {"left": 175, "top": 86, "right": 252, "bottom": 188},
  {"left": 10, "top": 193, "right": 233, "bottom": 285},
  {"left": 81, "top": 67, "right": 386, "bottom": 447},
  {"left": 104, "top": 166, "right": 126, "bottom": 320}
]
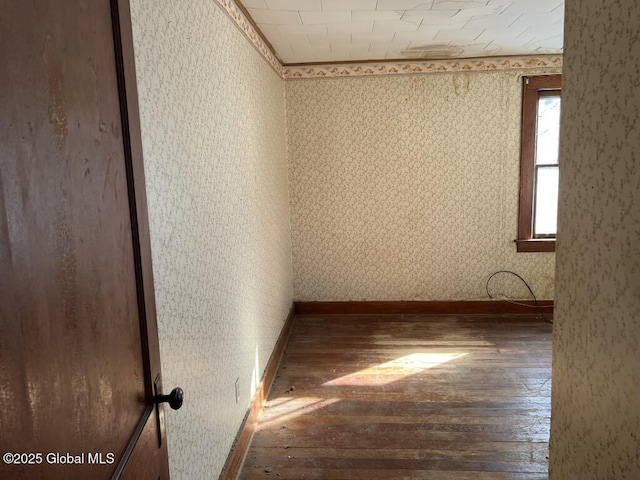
[{"left": 516, "top": 74, "right": 562, "bottom": 253}]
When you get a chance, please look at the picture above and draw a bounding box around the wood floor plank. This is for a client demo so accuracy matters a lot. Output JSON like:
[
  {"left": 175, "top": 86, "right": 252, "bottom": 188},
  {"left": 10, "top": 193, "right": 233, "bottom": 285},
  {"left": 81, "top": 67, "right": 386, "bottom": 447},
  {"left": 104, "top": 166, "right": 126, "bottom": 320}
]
[
  {"left": 258, "top": 415, "right": 549, "bottom": 429},
  {"left": 240, "top": 467, "right": 538, "bottom": 480},
  {"left": 250, "top": 428, "right": 550, "bottom": 449},
  {"left": 264, "top": 401, "right": 550, "bottom": 419},
  {"left": 238, "top": 314, "right": 552, "bottom": 479},
  {"left": 245, "top": 451, "right": 548, "bottom": 473}
]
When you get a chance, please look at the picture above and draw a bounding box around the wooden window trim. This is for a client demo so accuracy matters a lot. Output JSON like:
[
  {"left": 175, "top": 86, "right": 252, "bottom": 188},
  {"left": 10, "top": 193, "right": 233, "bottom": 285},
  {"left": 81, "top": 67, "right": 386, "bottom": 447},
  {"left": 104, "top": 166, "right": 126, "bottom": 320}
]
[{"left": 517, "top": 74, "right": 562, "bottom": 253}]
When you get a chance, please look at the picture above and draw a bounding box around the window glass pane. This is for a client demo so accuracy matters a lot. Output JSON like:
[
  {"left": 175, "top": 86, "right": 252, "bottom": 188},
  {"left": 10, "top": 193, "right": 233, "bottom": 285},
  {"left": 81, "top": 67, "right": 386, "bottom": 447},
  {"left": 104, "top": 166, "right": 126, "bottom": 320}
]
[
  {"left": 535, "top": 95, "right": 561, "bottom": 165},
  {"left": 534, "top": 166, "right": 559, "bottom": 236}
]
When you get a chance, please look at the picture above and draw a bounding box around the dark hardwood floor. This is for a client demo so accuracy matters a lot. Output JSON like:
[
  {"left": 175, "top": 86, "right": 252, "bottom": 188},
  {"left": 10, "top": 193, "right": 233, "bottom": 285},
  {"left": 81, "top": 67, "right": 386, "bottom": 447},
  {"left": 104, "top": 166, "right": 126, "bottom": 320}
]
[{"left": 239, "top": 314, "right": 552, "bottom": 479}]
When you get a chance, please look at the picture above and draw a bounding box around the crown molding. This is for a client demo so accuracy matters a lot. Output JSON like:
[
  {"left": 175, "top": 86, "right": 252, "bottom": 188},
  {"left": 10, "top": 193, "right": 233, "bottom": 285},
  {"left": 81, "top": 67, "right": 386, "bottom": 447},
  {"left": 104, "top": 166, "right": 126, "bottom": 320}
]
[
  {"left": 282, "top": 55, "right": 563, "bottom": 79},
  {"left": 214, "top": 1, "right": 562, "bottom": 80},
  {"left": 213, "top": 0, "right": 283, "bottom": 76}
]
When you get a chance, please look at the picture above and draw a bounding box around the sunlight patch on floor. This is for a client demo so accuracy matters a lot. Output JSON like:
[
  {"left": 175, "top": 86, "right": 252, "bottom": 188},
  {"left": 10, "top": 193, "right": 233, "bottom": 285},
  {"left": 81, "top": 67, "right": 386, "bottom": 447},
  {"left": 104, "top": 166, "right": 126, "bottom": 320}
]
[{"left": 322, "top": 352, "right": 468, "bottom": 386}]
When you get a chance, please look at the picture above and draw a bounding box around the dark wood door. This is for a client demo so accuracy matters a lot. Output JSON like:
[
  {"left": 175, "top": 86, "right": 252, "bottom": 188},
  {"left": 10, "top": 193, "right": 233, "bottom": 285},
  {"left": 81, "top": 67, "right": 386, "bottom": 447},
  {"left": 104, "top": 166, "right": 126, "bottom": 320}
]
[{"left": 0, "top": 0, "right": 171, "bottom": 478}]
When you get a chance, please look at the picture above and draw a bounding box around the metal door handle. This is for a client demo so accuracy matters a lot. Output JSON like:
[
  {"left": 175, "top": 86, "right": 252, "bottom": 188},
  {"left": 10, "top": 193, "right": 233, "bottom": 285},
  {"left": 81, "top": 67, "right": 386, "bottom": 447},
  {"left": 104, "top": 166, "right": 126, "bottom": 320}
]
[{"left": 155, "top": 387, "right": 184, "bottom": 410}]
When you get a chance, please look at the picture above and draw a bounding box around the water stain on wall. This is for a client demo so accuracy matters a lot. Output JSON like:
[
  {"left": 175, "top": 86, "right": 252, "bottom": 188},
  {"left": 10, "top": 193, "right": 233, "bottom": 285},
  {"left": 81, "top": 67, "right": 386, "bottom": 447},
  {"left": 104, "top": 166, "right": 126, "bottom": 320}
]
[{"left": 401, "top": 43, "right": 464, "bottom": 59}]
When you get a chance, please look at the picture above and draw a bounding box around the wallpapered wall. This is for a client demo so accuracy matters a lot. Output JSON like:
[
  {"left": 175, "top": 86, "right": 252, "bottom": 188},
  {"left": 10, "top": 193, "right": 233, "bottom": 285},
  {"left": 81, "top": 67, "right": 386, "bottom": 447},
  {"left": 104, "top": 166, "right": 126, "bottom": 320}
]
[
  {"left": 130, "top": 0, "right": 293, "bottom": 478},
  {"left": 286, "top": 71, "right": 558, "bottom": 302},
  {"left": 550, "top": 1, "right": 640, "bottom": 478}
]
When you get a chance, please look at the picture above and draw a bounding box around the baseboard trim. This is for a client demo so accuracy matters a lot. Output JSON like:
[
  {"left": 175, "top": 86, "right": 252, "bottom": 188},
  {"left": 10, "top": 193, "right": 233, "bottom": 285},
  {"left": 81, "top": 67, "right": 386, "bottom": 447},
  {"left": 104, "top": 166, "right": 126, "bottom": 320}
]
[
  {"left": 219, "top": 305, "right": 296, "bottom": 480},
  {"left": 294, "top": 300, "right": 553, "bottom": 315}
]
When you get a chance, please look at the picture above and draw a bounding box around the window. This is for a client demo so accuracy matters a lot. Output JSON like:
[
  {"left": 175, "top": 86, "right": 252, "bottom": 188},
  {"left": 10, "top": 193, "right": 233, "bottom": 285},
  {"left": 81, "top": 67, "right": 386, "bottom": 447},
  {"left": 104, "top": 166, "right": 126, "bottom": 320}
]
[{"left": 517, "top": 75, "right": 562, "bottom": 252}]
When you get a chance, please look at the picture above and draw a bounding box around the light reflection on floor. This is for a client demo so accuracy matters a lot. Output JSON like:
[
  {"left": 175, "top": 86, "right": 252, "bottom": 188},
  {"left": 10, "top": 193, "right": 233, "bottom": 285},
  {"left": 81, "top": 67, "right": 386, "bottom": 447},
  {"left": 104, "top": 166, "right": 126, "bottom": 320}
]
[{"left": 322, "top": 352, "right": 468, "bottom": 386}]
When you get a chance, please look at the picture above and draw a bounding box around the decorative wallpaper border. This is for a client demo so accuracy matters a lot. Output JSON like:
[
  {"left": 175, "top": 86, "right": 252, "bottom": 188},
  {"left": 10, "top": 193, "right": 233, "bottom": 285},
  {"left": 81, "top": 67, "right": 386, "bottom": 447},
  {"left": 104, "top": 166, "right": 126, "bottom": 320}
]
[
  {"left": 214, "top": 0, "right": 562, "bottom": 79},
  {"left": 282, "top": 55, "right": 563, "bottom": 79},
  {"left": 213, "top": 0, "right": 283, "bottom": 76}
]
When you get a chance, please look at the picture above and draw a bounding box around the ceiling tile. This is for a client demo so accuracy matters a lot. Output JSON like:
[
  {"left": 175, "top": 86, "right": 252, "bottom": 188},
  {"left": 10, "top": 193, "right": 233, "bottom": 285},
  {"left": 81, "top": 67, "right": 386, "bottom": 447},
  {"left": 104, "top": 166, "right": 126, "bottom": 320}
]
[
  {"left": 509, "top": 11, "right": 564, "bottom": 31},
  {"left": 319, "top": 51, "right": 356, "bottom": 61},
  {"left": 475, "top": 26, "right": 527, "bottom": 42},
  {"left": 269, "top": 40, "right": 297, "bottom": 55},
  {"left": 300, "top": 10, "right": 351, "bottom": 24},
  {"left": 268, "top": 37, "right": 296, "bottom": 49},
  {"left": 435, "top": 27, "right": 484, "bottom": 42},
  {"left": 248, "top": 9, "right": 301, "bottom": 24},
  {"left": 321, "top": 0, "right": 377, "bottom": 10},
  {"left": 351, "top": 50, "right": 376, "bottom": 59},
  {"left": 402, "top": 10, "right": 461, "bottom": 24},
  {"left": 292, "top": 43, "right": 331, "bottom": 55},
  {"left": 307, "top": 33, "right": 350, "bottom": 45},
  {"left": 370, "top": 40, "right": 411, "bottom": 51},
  {"left": 514, "top": 27, "right": 536, "bottom": 40},
  {"left": 352, "top": 10, "right": 403, "bottom": 22},
  {"left": 486, "top": 42, "right": 533, "bottom": 55},
  {"left": 276, "top": 50, "right": 298, "bottom": 62},
  {"left": 280, "top": 23, "right": 328, "bottom": 34},
  {"left": 394, "top": 28, "right": 439, "bottom": 43},
  {"left": 237, "top": 0, "right": 565, "bottom": 64},
  {"left": 451, "top": 4, "right": 509, "bottom": 17},
  {"left": 352, "top": 32, "right": 395, "bottom": 43},
  {"left": 373, "top": 20, "right": 421, "bottom": 33},
  {"left": 327, "top": 22, "right": 374, "bottom": 34},
  {"left": 256, "top": 23, "right": 284, "bottom": 38},
  {"left": 459, "top": 42, "right": 494, "bottom": 54},
  {"left": 376, "top": 0, "right": 434, "bottom": 9},
  {"left": 330, "top": 43, "right": 370, "bottom": 53},
  {"left": 368, "top": 52, "right": 396, "bottom": 60},
  {"left": 502, "top": 0, "right": 563, "bottom": 14},
  {"left": 464, "top": 13, "right": 521, "bottom": 29},
  {"left": 265, "top": 0, "right": 321, "bottom": 10},
  {"left": 534, "top": 34, "right": 563, "bottom": 48},
  {"left": 432, "top": 0, "right": 486, "bottom": 9},
  {"left": 347, "top": 44, "right": 373, "bottom": 54}
]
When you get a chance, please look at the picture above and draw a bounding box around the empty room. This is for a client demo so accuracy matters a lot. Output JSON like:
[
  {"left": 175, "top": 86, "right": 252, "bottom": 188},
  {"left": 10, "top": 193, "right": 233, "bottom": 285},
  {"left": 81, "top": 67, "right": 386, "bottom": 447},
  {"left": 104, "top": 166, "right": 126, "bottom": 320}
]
[{"left": 1, "top": 1, "right": 638, "bottom": 480}]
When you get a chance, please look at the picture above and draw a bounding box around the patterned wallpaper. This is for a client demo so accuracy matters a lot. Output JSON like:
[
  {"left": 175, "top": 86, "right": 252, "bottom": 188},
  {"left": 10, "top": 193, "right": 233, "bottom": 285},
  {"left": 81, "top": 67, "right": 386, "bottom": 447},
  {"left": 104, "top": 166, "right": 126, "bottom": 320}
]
[
  {"left": 286, "top": 70, "right": 558, "bottom": 302},
  {"left": 129, "top": 0, "right": 292, "bottom": 478},
  {"left": 550, "top": 1, "right": 640, "bottom": 479}
]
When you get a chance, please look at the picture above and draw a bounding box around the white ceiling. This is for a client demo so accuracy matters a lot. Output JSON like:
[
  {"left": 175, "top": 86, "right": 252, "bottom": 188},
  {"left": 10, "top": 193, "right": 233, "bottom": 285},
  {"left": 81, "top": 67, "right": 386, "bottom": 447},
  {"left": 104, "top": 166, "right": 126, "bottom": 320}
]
[{"left": 238, "top": 0, "right": 564, "bottom": 65}]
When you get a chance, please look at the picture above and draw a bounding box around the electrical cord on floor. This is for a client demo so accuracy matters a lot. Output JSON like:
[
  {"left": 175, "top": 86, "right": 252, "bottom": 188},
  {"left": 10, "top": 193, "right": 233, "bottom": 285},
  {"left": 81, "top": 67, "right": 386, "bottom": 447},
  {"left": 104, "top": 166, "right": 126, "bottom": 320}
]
[{"left": 485, "top": 270, "right": 553, "bottom": 324}]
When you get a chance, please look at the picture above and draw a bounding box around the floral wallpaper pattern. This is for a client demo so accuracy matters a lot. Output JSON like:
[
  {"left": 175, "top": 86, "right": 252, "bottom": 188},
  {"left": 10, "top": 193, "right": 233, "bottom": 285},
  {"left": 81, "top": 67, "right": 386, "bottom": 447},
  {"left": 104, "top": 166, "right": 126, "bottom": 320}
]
[
  {"left": 130, "top": 0, "right": 292, "bottom": 478},
  {"left": 286, "top": 69, "right": 559, "bottom": 302},
  {"left": 550, "top": 1, "right": 640, "bottom": 478}
]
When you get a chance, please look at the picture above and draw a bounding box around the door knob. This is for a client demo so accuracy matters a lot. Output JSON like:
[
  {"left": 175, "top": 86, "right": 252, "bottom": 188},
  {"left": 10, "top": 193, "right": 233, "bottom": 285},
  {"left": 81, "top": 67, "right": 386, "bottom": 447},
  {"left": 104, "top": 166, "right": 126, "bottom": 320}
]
[{"left": 155, "top": 387, "right": 184, "bottom": 410}]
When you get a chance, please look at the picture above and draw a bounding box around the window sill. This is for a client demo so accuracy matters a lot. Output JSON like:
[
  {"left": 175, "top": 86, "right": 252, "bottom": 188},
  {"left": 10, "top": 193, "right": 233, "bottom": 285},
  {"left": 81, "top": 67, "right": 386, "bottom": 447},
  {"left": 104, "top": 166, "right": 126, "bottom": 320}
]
[{"left": 515, "top": 238, "right": 556, "bottom": 252}]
